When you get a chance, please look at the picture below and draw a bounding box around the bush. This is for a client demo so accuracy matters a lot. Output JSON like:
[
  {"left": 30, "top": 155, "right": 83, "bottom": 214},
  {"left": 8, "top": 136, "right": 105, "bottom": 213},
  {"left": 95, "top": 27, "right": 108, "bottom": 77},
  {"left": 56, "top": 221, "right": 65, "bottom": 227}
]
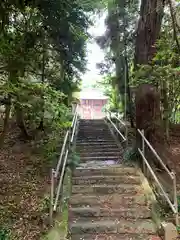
[{"left": 0, "top": 227, "right": 11, "bottom": 240}]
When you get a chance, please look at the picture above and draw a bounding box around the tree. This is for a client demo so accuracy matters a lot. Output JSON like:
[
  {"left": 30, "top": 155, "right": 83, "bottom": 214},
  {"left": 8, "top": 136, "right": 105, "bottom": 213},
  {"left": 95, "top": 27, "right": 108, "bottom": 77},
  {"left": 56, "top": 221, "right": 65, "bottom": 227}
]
[
  {"left": 0, "top": 0, "right": 92, "bottom": 144},
  {"left": 134, "top": 0, "right": 165, "bottom": 65},
  {"left": 96, "top": 0, "right": 138, "bottom": 125},
  {"left": 133, "top": 0, "right": 180, "bottom": 169}
]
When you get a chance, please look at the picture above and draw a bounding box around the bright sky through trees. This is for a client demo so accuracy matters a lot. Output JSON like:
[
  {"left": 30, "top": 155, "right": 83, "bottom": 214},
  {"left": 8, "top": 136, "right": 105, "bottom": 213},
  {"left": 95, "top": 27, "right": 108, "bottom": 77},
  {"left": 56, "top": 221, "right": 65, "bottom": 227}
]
[{"left": 82, "top": 13, "right": 106, "bottom": 88}]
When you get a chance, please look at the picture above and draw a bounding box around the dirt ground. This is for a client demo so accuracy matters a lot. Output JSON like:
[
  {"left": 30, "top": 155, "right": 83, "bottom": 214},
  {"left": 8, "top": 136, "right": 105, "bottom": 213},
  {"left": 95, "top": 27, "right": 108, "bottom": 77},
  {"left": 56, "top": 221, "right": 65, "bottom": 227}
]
[{"left": 0, "top": 124, "right": 52, "bottom": 240}]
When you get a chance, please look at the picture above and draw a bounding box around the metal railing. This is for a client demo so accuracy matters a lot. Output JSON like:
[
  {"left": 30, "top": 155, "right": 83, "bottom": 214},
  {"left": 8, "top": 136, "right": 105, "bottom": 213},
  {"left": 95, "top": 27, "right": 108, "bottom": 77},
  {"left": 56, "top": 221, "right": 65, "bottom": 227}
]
[
  {"left": 49, "top": 105, "right": 79, "bottom": 225},
  {"left": 138, "top": 129, "right": 179, "bottom": 226},
  {"left": 105, "top": 109, "right": 128, "bottom": 143}
]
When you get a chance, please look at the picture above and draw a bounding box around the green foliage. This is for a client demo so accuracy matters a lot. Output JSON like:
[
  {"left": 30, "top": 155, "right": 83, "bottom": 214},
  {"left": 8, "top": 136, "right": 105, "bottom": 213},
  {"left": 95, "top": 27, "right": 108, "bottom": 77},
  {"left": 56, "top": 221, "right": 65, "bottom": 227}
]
[
  {"left": 123, "top": 147, "right": 140, "bottom": 164},
  {"left": 96, "top": 75, "right": 123, "bottom": 112},
  {"left": 0, "top": 0, "right": 94, "bottom": 146},
  {"left": 132, "top": 65, "right": 180, "bottom": 86},
  {"left": 96, "top": 0, "right": 139, "bottom": 115},
  {"left": 67, "top": 150, "right": 80, "bottom": 171},
  {"left": 39, "top": 195, "right": 50, "bottom": 213},
  {"left": 42, "top": 133, "right": 61, "bottom": 162},
  {"left": 176, "top": 196, "right": 180, "bottom": 232},
  {"left": 0, "top": 227, "right": 11, "bottom": 240},
  {"left": 177, "top": 195, "right": 180, "bottom": 212},
  {"left": 131, "top": 8, "right": 180, "bottom": 126},
  {"left": 132, "top": 65, "right": 180, "bottom": 124}
]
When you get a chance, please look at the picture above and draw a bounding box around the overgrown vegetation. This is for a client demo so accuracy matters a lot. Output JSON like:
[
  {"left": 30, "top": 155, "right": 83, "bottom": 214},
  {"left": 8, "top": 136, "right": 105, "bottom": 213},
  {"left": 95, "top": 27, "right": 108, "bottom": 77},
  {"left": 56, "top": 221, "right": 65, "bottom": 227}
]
[
  {"left": 0, "top": 0, "right": 90, "bottom": 145},
  {"left": 0, "top": 0, "right": 96, "bottom": 239},
  {"left": 95, "top": 0, "right": 180, "bottom": 227},
  {"left": 96, "top": 0, "right": 180, "bottom": 130},
  {"left": 0, "top": 0, "right": 180, "bottom": 238}
]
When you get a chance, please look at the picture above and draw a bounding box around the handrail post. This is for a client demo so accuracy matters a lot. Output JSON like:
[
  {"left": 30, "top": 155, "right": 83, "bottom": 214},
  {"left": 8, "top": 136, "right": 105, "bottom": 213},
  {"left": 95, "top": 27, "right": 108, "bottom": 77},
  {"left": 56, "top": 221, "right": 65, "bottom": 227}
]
[
  {"left": 137, "top": 129, "right": 172, "bottom": 177},
  {"left": 172, "top": 171, "right": 179, "bottom": 226},
  {"left": 141, "top": 129, "right": 146, "bottom": 175},
  {"left": 115, "top": 112, "right": 118, "bottom": 138},
  {"left": 50, "top": 168, "right": 55, "bottom": 226},
  {"left": 55, "top": 131, "right": 69, "bottom": 178},
  {"left": 138, "top": 128, "right": 179, "bottom": 226},
  {"left": 125, "top": 124, "right": 128, "bottom": 147},
  {"left": 50, "top": 106, "right": 80, "bottom": 224},
  {"left": 53, "top": 150, "right": 69, "bottom": 211},
  {"left": 116, "top": 112, "right": 118, "bottom": 126}
]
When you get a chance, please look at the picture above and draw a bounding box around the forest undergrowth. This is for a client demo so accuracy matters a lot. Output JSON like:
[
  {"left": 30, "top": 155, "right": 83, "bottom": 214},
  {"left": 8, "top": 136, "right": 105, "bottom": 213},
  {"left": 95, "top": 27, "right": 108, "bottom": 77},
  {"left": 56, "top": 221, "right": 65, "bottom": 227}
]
[{"left": 0, "top": 121, "right": 66, "bottom": 240}]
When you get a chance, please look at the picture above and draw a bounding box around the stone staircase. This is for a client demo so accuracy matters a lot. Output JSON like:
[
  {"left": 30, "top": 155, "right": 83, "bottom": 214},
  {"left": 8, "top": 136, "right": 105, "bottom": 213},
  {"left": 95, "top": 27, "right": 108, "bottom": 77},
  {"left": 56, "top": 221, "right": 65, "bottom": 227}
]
[{"left": 68, "top": 119, "right": 161, "bottom": 240}]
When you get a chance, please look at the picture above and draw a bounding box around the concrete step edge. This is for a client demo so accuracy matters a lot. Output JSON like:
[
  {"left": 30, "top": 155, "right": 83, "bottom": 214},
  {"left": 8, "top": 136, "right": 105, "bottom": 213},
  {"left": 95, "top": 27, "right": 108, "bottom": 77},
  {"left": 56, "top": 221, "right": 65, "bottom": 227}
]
[
  {"left": 70, "top": 233, "right": 161, "bottom": 240},
  {"left": 69, "top": 219, "right": 157, "bottom": 234},
  {"left": 69, "top": 206, "right": 151, "bottom": 219}
]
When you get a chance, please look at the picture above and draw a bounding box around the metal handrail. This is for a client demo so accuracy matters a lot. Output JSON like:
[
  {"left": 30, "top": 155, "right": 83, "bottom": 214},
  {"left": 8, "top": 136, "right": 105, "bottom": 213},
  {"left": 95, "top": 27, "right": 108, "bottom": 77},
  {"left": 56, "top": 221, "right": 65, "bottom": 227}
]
[
  {"left": 113, "top": 115, "right": 126, "bottom": 126},
  {"left": 71, "top": 105, "right": 78, "bottom": 128},
  {"left": 138, "top": 149, "right": 177, "bottom": 213},
  {"left": 138, "top": 129, "right": 179, "bottom": 225},
  {"left": 50, "top": 105, "right": 79, "bottom": 225},
  {"left": 71, "top": 111, "right": 78, "bottom": 143},
  {"left": 53, "top": 149, "right": 69, "bottom": 211},
  {"left": 105, "top": 109, "right": 127, "bottom": 142},
  {"left": 106, "top": 109, "right": 125, "bottom": 126},
  {"left": 55, "top": 131, "right": 69, "bottom": 178},
  {"left": 107, "top": 115, "right": 126, "bottom": 142},
  {"left": 138, "top": 129, "right": 173, "bottom": 179}
]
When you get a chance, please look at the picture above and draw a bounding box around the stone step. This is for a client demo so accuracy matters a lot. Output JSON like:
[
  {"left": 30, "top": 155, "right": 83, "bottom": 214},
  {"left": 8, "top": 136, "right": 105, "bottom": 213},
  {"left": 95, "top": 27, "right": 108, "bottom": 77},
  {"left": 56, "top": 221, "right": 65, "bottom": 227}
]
[
  {"left": 79, "top": 122, "right": 106, "bottom": 126},
  {"left": 77, "top": 135, "right": 113, "bottom": 138},
  {"left": 77, "top": 138, "right": 111, "bottom": 142},
  {"left": 69, "top": 206, "right": 151, "bottom": 219},
  {"left": 76, "top": 145, "right": 119, "bottom": 150},
  {"left": 77, "top": 130, "right": 111, "bottom": 133},
  {"left": 73, "top": 166, "right": 139, "bottom": 177},
  {"left": 79, "top": 156, "right": 120, "bottom": 162},
  {"left": 77, "top": 133, "right": 109, "bottom": 135},
  {"left": 78, "top": 130, "right": 110, "bottom": 134},
  {"left": 70, "top": 233, "right": 161, "bottom": 240},
  {"left": 78, "top": 128, "right": 108, "bottom": 131},
  {"left": 71, "top": 184, "right": 141, "bottom": 195},
  {"left": 77, "top": 148, "right": 120, "bottom": 153},
  {"left": 77, "top": 137, "right": 113, "bottom": 141},
  {"left": 77, "top": 131, "right": 112, "bottom": 133},
  {"left": 76, "top": 143, "right": 116, "bottom": 147},
  {"left": 79, "top": 121, "right": 106, "bottom": 123},
  {"left": 79, "top": 152, "right": 121, "bottom": 157},
  {"left": 69, "top": 219, "right": 157, "bottom": 235},
  {"left": 77, "top": 139, "right": 114, "bottom": 143},
  {"left": 77, "top": 129, "right": 111, "bottom": 132},
  {"left": 78, "top": 126, "right": 108, "bottom": 129},
  {"left": 77, "top": 161, "right": 119, "bottom": 168},
  {"left": 76, "top": 140, "right": 115, "bottom": 144},
  {"left": 72, "top": 175, "right": 141, "bottom": 185},
  {"left": 69, "top": 193, "right": 147, "bottom": 208}
]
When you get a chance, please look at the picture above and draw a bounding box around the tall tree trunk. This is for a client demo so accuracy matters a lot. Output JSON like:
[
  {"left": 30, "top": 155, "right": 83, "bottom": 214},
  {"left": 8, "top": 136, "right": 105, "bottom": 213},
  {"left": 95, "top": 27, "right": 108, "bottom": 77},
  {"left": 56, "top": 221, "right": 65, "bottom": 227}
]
[
  {"left": 134, "top": 0, "right": 165, "bottom": 65},
  {"left": 38, "top": 42, "right": 45, "bottom": 131},
  {"left": 168, "top": 0, "right": 180, "bottom": 52},
  {"left": 134, "top": 0, "right": 171, "bottom": 170},
  {"left": 0, "top": 96, "right": 11, "bottom": 146},
  {"left": 107, "top": 4, "right": 125, "bottom": 110},
  {"left": 15, "top": 102, "right": 30, "bottom": 139},
  {"left": 125, "top": 54, "right": 134, "bottom": 128},
  {"left": 161, "top": 80, "right": 169, "bottom": 140}
]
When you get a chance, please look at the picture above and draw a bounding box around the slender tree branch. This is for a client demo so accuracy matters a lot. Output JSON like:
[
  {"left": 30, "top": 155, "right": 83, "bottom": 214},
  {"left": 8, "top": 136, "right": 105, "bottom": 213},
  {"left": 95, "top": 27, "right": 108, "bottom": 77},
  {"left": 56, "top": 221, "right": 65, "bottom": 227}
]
[{"left": 168, "top": 0, "right": 180, "bottom": 52}]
